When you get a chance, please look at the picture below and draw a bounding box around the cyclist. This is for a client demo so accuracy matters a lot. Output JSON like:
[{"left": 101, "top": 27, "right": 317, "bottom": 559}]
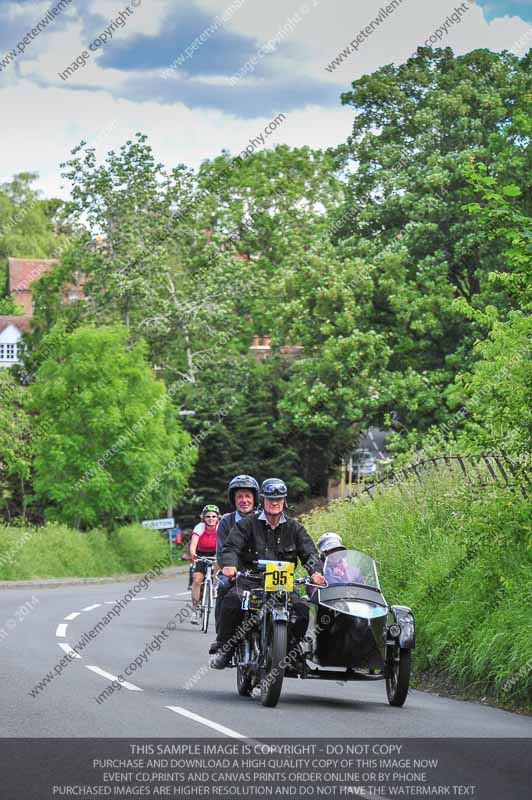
[
  {"left": 189, "top": 504, "right": 220, "bottom": 624},
  {"left": 211, "top": 478, "right": 325, "bottom": 669},
  {"left": 209, "top": 475, "right": 260, "bottom": 654}
]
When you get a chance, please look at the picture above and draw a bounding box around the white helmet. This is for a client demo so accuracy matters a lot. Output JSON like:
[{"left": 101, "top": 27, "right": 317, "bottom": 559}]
[{"left": 317, "top": 532, "right": 344, "bottom": 554}]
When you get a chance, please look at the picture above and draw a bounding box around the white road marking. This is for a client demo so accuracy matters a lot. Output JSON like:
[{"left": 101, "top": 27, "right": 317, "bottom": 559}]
[
  {"left": 64, "top": 612, "right": 80, "bottom": 620},
  {"left": 165, "top": 706, "right": 246, "bottom": 738},
  {"left": 55, "top": 623, "right": 68, "bottom": 637},
  {"left": 151, "top": 595, "right": 171, "bottom": 599},
  {"left": 59, "top": 643, "right": 81, "bottom": 659},
  {"left": 82, "top": 604, "right": 101, "bottom": 611},
  {"left": 175, "top": 591, "right": 190, "bottom": 596},
  {"left": 132, "top": 598, "right": 146, "bottom": 601},
  {"left": 86, "top": 665, "right": 143, "bottom": 691},
  {"left": 104, "top": 601, "right": 117, "bottom": 605}
]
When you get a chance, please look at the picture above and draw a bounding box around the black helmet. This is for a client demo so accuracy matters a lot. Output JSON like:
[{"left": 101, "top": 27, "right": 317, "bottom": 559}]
[
  {"left": 260, "top": 478, "right": 288, "bottom": 499},
  {"left": 228, "top": 474, "right": 260, "bottom": 507}
]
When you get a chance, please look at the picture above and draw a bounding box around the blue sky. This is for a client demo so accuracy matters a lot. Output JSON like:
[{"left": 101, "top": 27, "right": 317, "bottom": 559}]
[{"left": 0, "top": 0, "right": 530, "bottom": 197}]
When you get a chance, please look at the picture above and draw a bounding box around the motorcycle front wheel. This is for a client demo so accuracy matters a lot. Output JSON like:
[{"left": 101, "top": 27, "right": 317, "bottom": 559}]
[
  {"left": 386, "top": 647, "right": 411, "bottom": 707},
  {"left": 260, "top": 619, "right": 287, "bottom": 708}
]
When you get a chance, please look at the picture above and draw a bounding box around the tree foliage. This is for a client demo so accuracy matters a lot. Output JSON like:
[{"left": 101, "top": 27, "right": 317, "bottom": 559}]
[
  {"left": 0, "top": 370, "right": 32, "bottom": 520},
  {"left": 28, "top": 325, "right": 196, "bottom": 529}
]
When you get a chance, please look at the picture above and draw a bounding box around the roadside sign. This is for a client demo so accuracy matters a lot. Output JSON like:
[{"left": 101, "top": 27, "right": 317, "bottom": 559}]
[{"left": 141, "top": 517, "right": 175, "bottom": 530}]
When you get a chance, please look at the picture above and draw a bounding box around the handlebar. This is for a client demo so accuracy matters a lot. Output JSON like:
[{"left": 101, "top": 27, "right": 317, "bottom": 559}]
[{"left": 217, "top": 568, "right": 327, "bottom": 587}]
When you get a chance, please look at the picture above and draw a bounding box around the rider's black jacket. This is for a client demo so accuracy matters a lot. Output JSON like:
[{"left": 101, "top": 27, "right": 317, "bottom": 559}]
[{"left": 220, "top": 513, "right": 323, "bottom": 576}]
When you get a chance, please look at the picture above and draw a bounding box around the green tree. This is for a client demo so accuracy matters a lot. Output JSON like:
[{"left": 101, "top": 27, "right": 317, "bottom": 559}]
[
  {"left": 337, "top": 47, "right": 532, "bottom": 446},
  {"left": 0, "top": 173, "right": 69, "bottom": 260},
  {"left": 28, "top": 325, "right": 196, "bottom": 529},
  {"left": 0, "top": 370, "right": 32, "bottom": 520},
  {"left": 60, "top": 134, "right": 195, "bottom": 333},
  {"left": 449, "top": 312, "right": 532, "bottom": 455}
]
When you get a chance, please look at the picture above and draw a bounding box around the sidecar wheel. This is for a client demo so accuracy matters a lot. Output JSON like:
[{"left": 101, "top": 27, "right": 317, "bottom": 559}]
[
  {"left": 386, "top": 648, "right": 411, "bottom": 707},
  {"left": 260, "top": 620, "right": 287, "bottom": 708}
]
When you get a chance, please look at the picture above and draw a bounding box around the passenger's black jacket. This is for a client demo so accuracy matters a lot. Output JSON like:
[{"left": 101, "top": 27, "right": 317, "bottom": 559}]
[{"left": 220, "top": 513, "right": 322, "bottom": 575}]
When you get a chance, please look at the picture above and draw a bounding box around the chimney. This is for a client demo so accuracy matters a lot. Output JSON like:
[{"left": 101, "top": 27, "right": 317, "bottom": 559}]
[
  {"left": 251, "top": 334, "right": 259, "bottom": 347},
  {"left": 262, "top": 334, "right": 270, "bottom": 348}
]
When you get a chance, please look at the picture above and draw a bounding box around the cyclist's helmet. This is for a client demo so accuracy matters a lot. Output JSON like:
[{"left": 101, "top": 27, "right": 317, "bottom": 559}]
[
  {"left": 201, "top": 504, "right": 220, "bottom": 518},
  {"left": 317, "top": 532, "right": 344, "bottom": 555},
  {"left": 228, "top": 475, "right": 260, "bottom": 507},
  {"left": 260, "top": 478, "right": 288, "bottom": 500}
]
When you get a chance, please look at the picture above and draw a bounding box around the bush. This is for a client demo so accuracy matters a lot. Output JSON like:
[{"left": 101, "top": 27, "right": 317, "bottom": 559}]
[
  {"left": 108, "top": 524, "right": 170, "bottom": 574},
  {"left": 0, "top": 522, "right": 170, "bottom": 579},
  {"left": 302, "top": 469, "right": 532, "bottom": 709}
]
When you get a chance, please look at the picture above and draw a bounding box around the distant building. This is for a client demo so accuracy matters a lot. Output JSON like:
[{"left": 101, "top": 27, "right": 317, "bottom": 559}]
[
  {"left": 7, "top": 257, "right": 58, "bottom": 314},
  {"left": 0, "top": 315, "right": 31, "bottom": 368},
  {"left": 248, "top": 334, "right": 304, "bottom": 361},
  {"left": 0, "top": 257, "right": 86, "bottom": 367}
]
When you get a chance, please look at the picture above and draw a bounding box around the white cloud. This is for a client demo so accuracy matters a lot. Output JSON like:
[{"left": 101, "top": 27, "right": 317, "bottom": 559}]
[
  {"left": 0, "top": 0, "right": 529, "bottom": 199},
  {"left": 0, "top": 81, "right": 352, "bottom": 198},
  {"left": 88, "top": 0, "right": 171, "bottom": 36}
]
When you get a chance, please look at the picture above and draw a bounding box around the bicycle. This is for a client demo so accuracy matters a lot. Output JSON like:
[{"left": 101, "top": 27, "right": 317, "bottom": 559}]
[{"left": 193, "top": 556, "right": 217, "bottom": 634}]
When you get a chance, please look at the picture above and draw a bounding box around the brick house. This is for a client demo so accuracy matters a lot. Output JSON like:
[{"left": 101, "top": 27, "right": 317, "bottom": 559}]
[
  {"left": 0, "top": 257, "right": 86, "bottom": 367},
  {"left": 7, "top": 257, "right": 59, "bottom": 314}
]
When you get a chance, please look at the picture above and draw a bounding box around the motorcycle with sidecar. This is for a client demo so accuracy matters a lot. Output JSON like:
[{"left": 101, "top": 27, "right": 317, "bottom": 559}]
[{"left": 232, "top": 549, "right": 415, "bottom": 708}]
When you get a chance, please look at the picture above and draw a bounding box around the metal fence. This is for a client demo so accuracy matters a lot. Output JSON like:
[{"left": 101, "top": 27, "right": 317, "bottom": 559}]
[{"left": 346, "top": 452, "right": 532, "bottom": 501}]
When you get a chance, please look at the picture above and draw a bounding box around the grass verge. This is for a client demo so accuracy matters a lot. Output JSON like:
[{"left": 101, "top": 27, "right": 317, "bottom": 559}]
[{"left": 302, "top": 470, "right": 532, "bottom": 712}]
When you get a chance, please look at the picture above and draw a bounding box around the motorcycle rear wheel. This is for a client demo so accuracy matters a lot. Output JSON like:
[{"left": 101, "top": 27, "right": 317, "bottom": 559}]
[
  {"left": 386, "top": 647, "right": 411, "bottom": 707},
  {"left": 260, "top": 620, "right": 287, "bottom": 708}
]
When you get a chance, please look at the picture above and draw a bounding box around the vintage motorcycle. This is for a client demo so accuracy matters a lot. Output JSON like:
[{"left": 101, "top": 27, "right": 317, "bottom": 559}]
[{"left": 232, "top": 549, "right": 415, "bottom": 708}]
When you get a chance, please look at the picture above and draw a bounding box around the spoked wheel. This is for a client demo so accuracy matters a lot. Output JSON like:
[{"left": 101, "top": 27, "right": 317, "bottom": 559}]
[
  {"left": 260, "top": 620, "right": 287, "bottom": 707},
  {"left": 386, "top": 646, "right": 411, "bottom": 707},
  {"left": 201, "top": 579, "right": 211, "bottom": 634},
  {"left": 236, "top": 643, "right": 254, "bottom": 697}
]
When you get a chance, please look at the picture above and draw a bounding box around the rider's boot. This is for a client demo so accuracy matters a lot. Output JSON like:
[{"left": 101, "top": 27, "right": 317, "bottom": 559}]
[
  {"left": 210, "top": 644, "right": 233, "bottom": 669},
  {"left": 208, "top": 640, "right": 220, "bottom": 654}
]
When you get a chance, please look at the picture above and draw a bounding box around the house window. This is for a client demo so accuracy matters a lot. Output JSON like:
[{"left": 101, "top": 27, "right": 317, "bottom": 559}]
[
  {"left": 5, "top": 343, "right": 16, "bottom": 360},
  {"left": 0, "top": 344, "right": 4, "bottom": 360}
]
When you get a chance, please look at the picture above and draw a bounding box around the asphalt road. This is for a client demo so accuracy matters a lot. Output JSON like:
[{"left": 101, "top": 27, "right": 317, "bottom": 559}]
[
  {"left": 1, "top": 573, "right": 530, "bottom": 799},
  {"left": 1, "top": 572, "right": 531, "bottom": 739}
]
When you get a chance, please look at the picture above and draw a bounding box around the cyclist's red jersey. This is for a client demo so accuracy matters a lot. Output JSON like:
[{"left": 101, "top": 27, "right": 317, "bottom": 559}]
[{"left": 192, "top": 523, "right": 217, "bottom": 554}]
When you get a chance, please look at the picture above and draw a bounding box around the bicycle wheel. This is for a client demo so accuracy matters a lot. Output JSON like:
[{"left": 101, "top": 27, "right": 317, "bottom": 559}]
[
  {"left": 201, "top": 578, "right": 211, "bottom": 634},
  {"left": 260, "top": 619, "right": 287, "bottom": 708}
]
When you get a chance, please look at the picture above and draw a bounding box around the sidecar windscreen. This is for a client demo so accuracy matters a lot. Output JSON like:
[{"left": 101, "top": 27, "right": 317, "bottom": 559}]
[{"left": 323, "top": 549, "right": 380, "bottom": 590}]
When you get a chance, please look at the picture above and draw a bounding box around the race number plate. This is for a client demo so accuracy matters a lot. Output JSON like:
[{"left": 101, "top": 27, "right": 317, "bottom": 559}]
[{"left": 264, "top": 561, "right": 294, "bottom": 593}]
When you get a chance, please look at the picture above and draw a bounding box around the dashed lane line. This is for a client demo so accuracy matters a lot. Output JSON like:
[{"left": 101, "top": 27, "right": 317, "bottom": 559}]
[
  {"left": 55, "top": 623, "right": 68, "bottom": 637},
  {"left": 82, "top": 604, "right": 102, "bottom": 611},
  {"left": 151, "top": 595, "right": 171, "bottom": 599},
  {"left": 165, "top": 706, "right": 246, "bottom": 738},
  {"left": 59, "top": 643, "right": 81, "bottom": 659},
  {"left": 86, "top": 665, "right": 143, "bottom": 691},
  {"left": 64, "top": 612, "right": 80, "bottom": 620}
]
